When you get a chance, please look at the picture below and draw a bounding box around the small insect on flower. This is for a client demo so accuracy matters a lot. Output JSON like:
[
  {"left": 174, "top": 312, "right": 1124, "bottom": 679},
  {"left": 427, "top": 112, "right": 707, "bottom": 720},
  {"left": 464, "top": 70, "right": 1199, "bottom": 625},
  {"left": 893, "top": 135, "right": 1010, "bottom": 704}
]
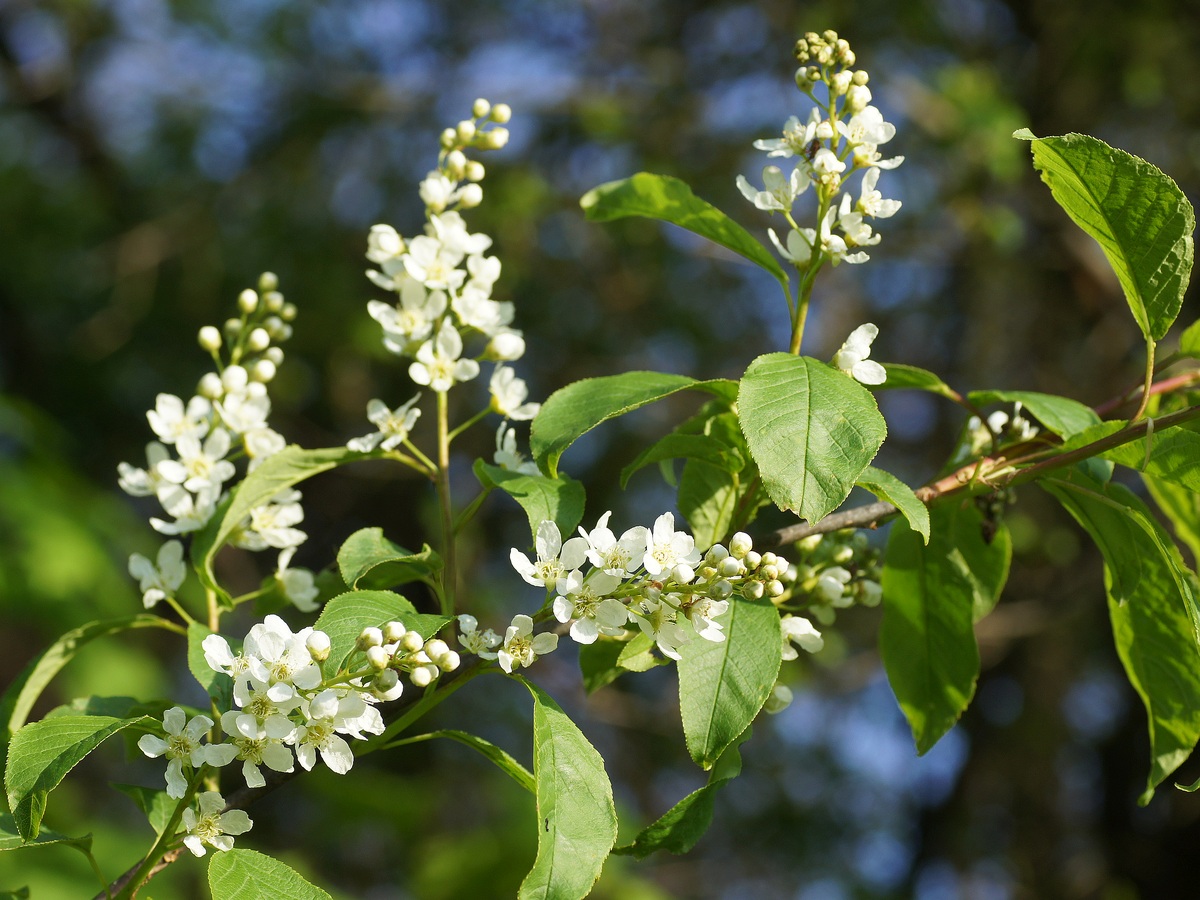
[{"left": 804, "top": 138, "right": 821, "bottom": 161}]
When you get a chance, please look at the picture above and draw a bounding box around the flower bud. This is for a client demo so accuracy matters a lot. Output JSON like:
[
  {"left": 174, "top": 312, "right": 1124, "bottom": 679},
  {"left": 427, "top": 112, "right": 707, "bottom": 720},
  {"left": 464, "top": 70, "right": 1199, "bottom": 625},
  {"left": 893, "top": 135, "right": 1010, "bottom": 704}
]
[
  {"left": 247, "top": 327, "right": 270, "bottom": 352},
  {"left": 306, "top": 631, "right": 331, "bottom": 662},
  {"left": 484, "top": 127, "right": 509, "bottom": 149},
  {"left": 743, "top": 550, "right": 762, "bottom": 570},
  {"left": 357, "top": 626, "right": 383, "bottom": 650},
  {"left": 766, "top": 580, "right": 785, "bottom": 597},
  {"left": 224, "top": 317, "right": 243, "bottom": 337},
  {"left": 445, "top": 149, "right": 467, "bottom": 179},
  {"left": 845, "top": 84, "right": 872, "bottom": 113},
  {"left": 744, "top": 581, "right": 765, "bottom": 600},
  {"left": 440, "top": 127, "right": 457, "bottom": 149},
  {"left": 852, "top": 70, "right": 869, "bottom": 86},
  {"left": 366, "top": 645, "right": 390, "bottom": 670},
  {"left": 383, "top": 621, "right": 407, "bottom": 644},
  {"left": 764, "top": 683, "right": 793, "bottom": 715},
  {"left": 238, "top": 289, "right": 259, "bottom": 314},
  {"left": 830, "top": 71, "right": 851, "bottom": 96},
  {"left": 485, "top": 331, "right": 526, "bottom": 361},
  {"left": 265, "top": 346, "right": 285, "bottom": 365},
  {"left": 472, "top": 98, "right": 491, "bottom": 118},
  {"left": 842, "top": 49, "right": 856, "bottom": 67},
  {"left": 198, "top": 326, "right": 222, "bottom": 352},
  {"left": 400, "top": 631, "right": 424, "bottom": 653},
  {"left": 705, "top": 544, "right": 729, "bottom": 564},
  {"left": 250, "top": 359, "right": 276, "bottom": 383},
  {"left": 456, "top": 120, "right": 476, "bottom": 142},
  {"left": 465, "top": 160, "right": 485, "bottom": 182},
  {"left": 263, "top": 291, "right": 285, "bottom": 313},
  {"left": 761, "top": 564, "right": 779, "bottom": 582},
  {"left": 373, "top": 667, "right": 401, "bottom": 696},
  {"left": 258, "top": 272, "right": 279, "bottom": 292},
  {"left": 197, "top": 372, "right": 224, "bottom": 399},
  {"left": 832, "top": 545, "right": 853, "bottom": 564},
  {"left": 858, "top": 580, "right": 883, "bottom": 607},
  {"left": 490, "top": 103, "right": 511, "bottom": 124},
  {"left": 280, "top": 302, "right": 298, "bottom": 322},
  {"left": 718, "top": 556, "right": 742, "bottom": 578},
  {"left": 409, "top": 665, "right": 434, "bottom": 688},
  {"left": 710, "top": 579, "right": 734, "bottom": 600},
  {"left": 671, "top": 563, "right": 695, "bottom": 585},
  {"left": 729, "top": 532, "right": 753, "bottom": 558},
  {"left": 221, "top": 365, "right": 248, "bottom": 392},
  {"left": 458, "top": 183, "right": 483, "bottom": 208},
  {"left": 437, "top": 650, "right": 461, "bottom": 672},
  {"left": 424, "top": 639, "right": 450, "bottom": 663},
  {"left": 760, "top": 552, "right": 778, "bottom": 568}
]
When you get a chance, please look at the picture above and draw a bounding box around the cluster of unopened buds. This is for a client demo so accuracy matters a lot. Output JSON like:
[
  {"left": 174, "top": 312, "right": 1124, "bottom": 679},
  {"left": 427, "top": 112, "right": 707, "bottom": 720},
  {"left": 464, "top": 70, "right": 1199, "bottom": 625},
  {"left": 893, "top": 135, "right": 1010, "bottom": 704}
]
[
  {"left": 738, "top": 29, "right": 902, "bottom": 270},
  {"left": 355, "top": 619, "right": 461, "bottom": 694},
  {"left": 119, "top": 275, "right": 320, "bottom": 614}
]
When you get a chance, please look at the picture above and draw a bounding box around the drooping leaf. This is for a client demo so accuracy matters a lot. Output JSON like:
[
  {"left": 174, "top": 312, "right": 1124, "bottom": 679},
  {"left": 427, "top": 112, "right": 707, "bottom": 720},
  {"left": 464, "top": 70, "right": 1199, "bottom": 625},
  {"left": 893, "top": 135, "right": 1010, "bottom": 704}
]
[
  {"left": 677, "top": 459, "right": 744, "bottom": 552},
  {"left": 474, "top": 461, "right": 587, "bottom": 538},
  {"left": 1015, "top": 129, "right": 1195, "bottom": 341},
  {"left": 737, "top": 353, "right": 886, "bottom": 523},
  {"left": 677, "top": 598, "right": 782, "bottom": 769},
  {"left": 0, "top": 614, "right": 178, "bottom": 749},
  {"left": 111, "top": 783, "right": 174, "bottom": 836},
  {"left": 336, "top": 528, "right": 443, "bottom": 591},
  {"left": 580, "top": 172, "right": 790, "bottom": 290},
  {"left": 1102, "top": 424, "right": 1200, "bottom": 493},
  {"left": 879, "top": 363, "right": 958, "bottom": 399},
  {"left": 208, "top": 848, "right": 332, "bottom": 899},
  {"left": 856, "top": 466, "right": 931, "bottom": 543},
  {"left": 192, "top": 445, "right": 359, "bottom": 599},
  {"left": 620, "top": 433, "right": 743, "bottom": 489},
  {"left": 5, "top": 715, "right": 150, "bottom": 840},
  {"left": 187, "top": 622, "right": 233, "bottom": 709},
  {"left": 399, "top": 730, "right": 534, "bottom": 794},
  {"left": 518, "top": 680, "right": 617, "bottom": 900},
  {"left": 967, "top": 389, "right": 1101, "bottom": 439},
  {"left": 1043, "top": 470, "right": 1200, "bottom": 802},
  {"left": 312, "top": 590, "right": 418, "bottom": 670},
  {"left": 531, "top": 372, "right": 737, "bottom": 477},
  {"left": 0, "top": 812, "right": 91, "bottom": 856},
  {"left": 1145, "top": 475, "right": 1200, "bottom": 566}
]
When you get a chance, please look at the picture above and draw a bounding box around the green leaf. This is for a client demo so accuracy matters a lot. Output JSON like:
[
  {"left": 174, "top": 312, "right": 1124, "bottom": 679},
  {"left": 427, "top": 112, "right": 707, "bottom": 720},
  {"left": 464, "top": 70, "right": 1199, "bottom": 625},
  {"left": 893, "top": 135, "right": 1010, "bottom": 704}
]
[
  {"left": 518, "top": 680, "right": 617, "bottom": 900},
  {"left": 192, "top": 445, "right": 359, "bottom": 599},
  {"left": 879, "top": 501, "right": 1010, "bottom": 754},
  {"left": 336, "top": 528, "right": 443, "bottom": 591},
  {"left": 737, "top": 354, "right": 886, "bottom": 523},
  {"left": 856, "top": 466, "right": 931, "bottom": 542},
  {"left": 677, "top": 598, "right": 782, "bottom": 769},
  {"left": 1043, "top": 470, "right": 1200, "bottom": 802},
  {"left": 1102, "top": 424, "right": 1200, "bottom": 493},
  {"left": 5, "top": 715, "right": 150, "bottom": 840},
  {"left": 531, "top": 372, "right": 736, "bottom": 477},
  {"left": 620, "top": 433, "right": 743, "bottom": 489},
  {"left": 474, "top": 461, "right": 587, "bottom": 538},
  {"left": 208, "top": 848, "right": 332, "bottom": 899},
  {"left": 578, "top": 633, "right": 666, "bottom": 694},
  {"left": 1181, "top": 318, "right": 1200, "bottom": 357},
  {"left": 0, "top": 811, "right": 91, "bottom": 855},
  {"left": 967, "top": 389, "right": 1101, "bottom": 439},
  {"left": 1145, "top": 475, "right": 1200, "bottom": 565},
  {"left": 312, "top": 590, "right": 418, "bottom": 669},
  {"left": 0, "top": 614, "right": 178, "bottom": 747},
  {"left": 1016, "top": 130, "right": 1195, "bottom": 341},
  {"left": 404, "top": 730, "right": 535, "bottom": 794},
  {"left": 187, "top": 622, "right": 232, "bottom": 708},
  {"left": 879, "top": 363, "right": 958, "bottom": 399},
  {"left": 580, "top": 172, "right": 790, "bottom": 290},
  {"left": 677, "top": 460, "right": 744, "bottom": 551},
  {"left": 111, "top": 783, "right": 173, "bottom": 836}
]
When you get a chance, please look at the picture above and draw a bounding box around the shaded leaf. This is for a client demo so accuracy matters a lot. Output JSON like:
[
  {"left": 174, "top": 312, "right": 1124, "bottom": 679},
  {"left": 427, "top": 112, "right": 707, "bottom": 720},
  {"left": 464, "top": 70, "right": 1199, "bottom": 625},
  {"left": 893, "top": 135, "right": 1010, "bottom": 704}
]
[
  {"left": 620, "top": 433, "right": 743, "bottom": 489},
  {"left": 856, "top": 466, "right": 930, "bottom": 542},
  {"left": 313, "top": 590, "right": 418, "bottom": 669},
  {"left": 187, "top": 622, "right": 233, "bottom": 709},
  {"left": 474, "top": 461, "right": 586, "bottom": 538},
  {"left": 208, "top": 848, "right": 332, "bottom": 899},
  {"left": 111, "top": 783, "right": 174, "bottom": 836},
  {"left": 337, "top": 528, "right": 442, "bottom": 591},
  {"left": 967, "top": 389, "right": 1101, "bottom": 439},
  {"left": 0, "top": 811, "right": 91, "bottom": 855},
  {"left": 879, "top": 364, "right": 957, "bottom": 399}
]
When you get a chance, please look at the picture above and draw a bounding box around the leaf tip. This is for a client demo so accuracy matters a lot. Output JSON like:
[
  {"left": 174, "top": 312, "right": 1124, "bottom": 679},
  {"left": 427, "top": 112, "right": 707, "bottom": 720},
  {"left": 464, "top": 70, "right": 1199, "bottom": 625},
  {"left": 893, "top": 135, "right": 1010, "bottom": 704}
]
[{"left": 1012, "top": 127, "right": 1037, "bottom": 141}]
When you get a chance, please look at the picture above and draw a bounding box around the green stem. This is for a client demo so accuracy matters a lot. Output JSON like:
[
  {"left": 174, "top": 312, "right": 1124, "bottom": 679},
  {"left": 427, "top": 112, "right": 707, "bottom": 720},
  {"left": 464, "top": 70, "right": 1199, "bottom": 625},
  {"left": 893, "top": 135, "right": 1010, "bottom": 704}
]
[
  {"left": 400, "top": 438, "right": 438, "bottom": 476},
  {"left": 448, "top": 406, "right": 491, "bottom": 442},
  {"left": 112, "top": 771, "right": 204, "bottom": 899},
  {"left": 1130, "top": 337, "right": 1157, "bottom": 423},
  {"left": 359, "top": 663, "right": 484, "bottom": 753},
  {"left": 85, "top": 848, "right": 112, "bottom": 899},
  {"left": 205, "top": 587, "right": 219, "bottom": 634},
  {"left": 435, "top": 391, "right": 457, "bottom": 619}
]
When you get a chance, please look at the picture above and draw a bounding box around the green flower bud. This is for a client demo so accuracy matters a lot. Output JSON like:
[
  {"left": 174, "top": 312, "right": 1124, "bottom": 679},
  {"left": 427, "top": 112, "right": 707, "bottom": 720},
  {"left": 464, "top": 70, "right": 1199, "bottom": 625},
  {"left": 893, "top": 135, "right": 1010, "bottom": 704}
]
[{"left": 198, "top": 326, "right": 222, "bottom": 352}]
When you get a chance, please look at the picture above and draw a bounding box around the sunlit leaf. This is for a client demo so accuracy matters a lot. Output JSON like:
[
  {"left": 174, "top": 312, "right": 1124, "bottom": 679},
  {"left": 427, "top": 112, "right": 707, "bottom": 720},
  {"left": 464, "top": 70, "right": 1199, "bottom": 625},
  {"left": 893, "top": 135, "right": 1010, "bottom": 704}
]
[
  {"left": 208, "top": 848, "right": 331, "bottom": 899},
  {"left": 474, "top": 461, "right": 586, "bottom": 538},
  {"left": 337, "top": 528, "right": 442, "bottom": 591},
  {"left": 856, "top": 466, "right": 930, "bottom": 543}
]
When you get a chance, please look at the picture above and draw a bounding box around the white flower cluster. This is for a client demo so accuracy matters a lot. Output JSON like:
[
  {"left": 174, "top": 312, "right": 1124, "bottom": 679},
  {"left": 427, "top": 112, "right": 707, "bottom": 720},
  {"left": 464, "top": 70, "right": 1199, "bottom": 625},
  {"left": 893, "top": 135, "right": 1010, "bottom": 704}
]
[
  {"left": 118, "top": 275, "right": 320, "bottom": 612},
  {"left": 738, "top": 30, "right": 902, "bottom": 269},
  {"left": 475, "top": 515, "right": 798, "bottom": 668},
  {"left": 356, "top": 99, "right": 541, "bottom": 473}
]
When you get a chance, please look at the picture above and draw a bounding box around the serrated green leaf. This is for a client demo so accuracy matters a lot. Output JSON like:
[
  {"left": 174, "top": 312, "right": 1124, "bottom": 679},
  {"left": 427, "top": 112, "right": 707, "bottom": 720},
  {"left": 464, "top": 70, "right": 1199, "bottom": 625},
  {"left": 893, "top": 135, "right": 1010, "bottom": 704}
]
[
  {"left": 1145, "top": 475, "right": 1200, "bottom": 565},
  {"left": 518, "top": 680, "right": 617, "bottom": 900},
  {"left": 187, "top": 622, "right": 233, "bottom": 708},
  {"left": 1103, "top": 424, "right": 1200, "bottom": 492},
  {"left": 677, "top": 459, "right": 743, "bottom": 551},
  {"left": 0, "top": 615, "right": 178, "bottom": 747},
  {"left": 856, "top": 466, "right": 930, "bottom": 543},
  {"left": 400, "top": 730, "right": 535, "bottom": 794},
  {"left": 5, "top": 715, "right": 150, "bottom": 840},
  {"left": 111, "top": 783, "right": 174, "bottom": 836},
  {"left": 0, "top": 811, "right": 91, "bottom": 855},
  {"left": 879, "top": 501, "right": 1009, "bottom": 754},
  {"left": 677, "top": 598, "right": 782, "bottom": 769},
  {"left": 474, "top": 461, "right": 586, "bottom": 538},
  {"left": 208, "top": 848, "right": 332, "bottom": 899},
  {"left": 313, "top": 590, "right": 418, "bottom": 669},
  {"left": 1181, "top": 319, "right": 1200, "bottom": 357},
  {"left": 1043, "top": 470, "right": 1200, "bottom": 803},
  {"left": 44, "top": 697, "right": 143, "bottom": 719},
  {"left": 531, "top": 372, "right": 737, "bottom": 477},
  {"left": 580, "top": 172, "right": 790, "bottom": 291},
  {"left": 192, "top": 445, "right": 359, "bottom": 600},
  {"left": 967, "top": 389, "right": 1101, "bottom": 439},
  {"left": 737, "top": 354, "right": 886, "bottom": 523},
  {"left": 1016, "top": 130, "right": 1195, "bottom": 341},
  {"left": 879, "top": 363, "right": 958, "bottom": 398},
  {"left": 620, "top": 434, "right": 743, "bottom": 489},
  {"left": 336, "top": 528, "right": 443, "bottom": 591}
]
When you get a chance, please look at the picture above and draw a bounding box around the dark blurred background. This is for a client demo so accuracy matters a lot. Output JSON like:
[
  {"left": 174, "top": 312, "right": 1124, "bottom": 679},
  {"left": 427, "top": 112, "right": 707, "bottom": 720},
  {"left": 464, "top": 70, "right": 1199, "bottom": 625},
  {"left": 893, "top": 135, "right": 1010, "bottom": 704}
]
[{"left": 2, "top": 0, "right": 1199, "bottom": 897}]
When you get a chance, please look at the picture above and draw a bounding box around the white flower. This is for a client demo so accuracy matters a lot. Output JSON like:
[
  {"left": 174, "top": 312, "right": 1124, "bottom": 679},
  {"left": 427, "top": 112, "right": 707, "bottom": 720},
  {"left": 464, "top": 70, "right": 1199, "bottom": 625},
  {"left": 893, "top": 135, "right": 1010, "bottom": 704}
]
[
  {"left": 452, "top": 284, "right": 513, "bottom": 335},
  {"left": 837, "top": 194, "right": 882, "bottom": 251},
  {"left": 243, "top": 427, "right": 286, "bottom": 462},
  {"left": 736, "top": 165, "right": 809, "bottom": 212},
  {"left": 763, "top": 682, "right": 794, "bottom": 714},
  {"left": 150, "top": 485, "right": 221, "bottom": 536},
  {"left": 428, "top": 211, "right": 492, "bottom": 257},
  {"left": 577, "top": 511, "right": 647, "bottom": 576},
  {"left": 118, "top": 442, "right": 173, "bottom": 496},
  {"left": 181, "top": 791, "right": 252, "bottom": 857},
  {"left": 811, "top": 148, "right": 845, "bottom": 183},
  {"left": 856, "top": 167, "right": 901, "bottom": 219},
  {"left": 816, "top": 206, "right": 869, "bottom": 266},
  {"left": 128, "top": 540, "right": 186, "bottom": 609},
  {"left": 628, "top": 595, "right": 690, "bottom": 661},
  {"left": 408, "top": 321, "right": 480, "bottom": 392},
  {"left": 368, "top": 279, "right": 448, "bottom": 355},
  {"left": 838, "top": 107, "right": 903, "bottom": 170},
  {"left": 510, "top": 520, "right": 588, "bottom": 588},
  {"left": 815, "top": 566, "right": 853, "bottom": 606},
  {"left": 458, "top": 614, "right": 501, "bottom": 659},
  {"left": 276, "top": 547, "right": 319, "bottom": 613},
  {"left": 218, "top": 710, "right": 295, "bottom": 789},
  {"left": 485, "top": 328, "right": 526, "bottom": 361},
  {"left": 243, "top": 614, "right": 323, "bottom": 690},
  {"left": 752, "top": 110, "right": 820, "bottom": 158},
  {"left": 202, "top": 633, "right": 251, "bottom": 679},
  {"left": 494, "top": 422, "right": 540, "bottom": 475},
  {"left": 553, "top": 569, "right": 628, "bottom": 644},
  {"left": 780, "top": 615, "right": 824, "bottom": 659},
  {"left": 419, "top": 171, "right": 460, "bottom": 213},
  {"left": 642, "top": 512, "right": 700, "bottom": 577},
  {"left": 680, "top": 595, "right": 729, "bottom": 642},
  {"left": 157, "top": 428, "right": 236, "bottom": 495},
  {"left": 232, "top": 489, "right": 307, "bottom": 551},
  {"left": 467, "top": 253, "right": 501, "bottom": 291},
  {"left": 147, "top": 394, "right": 211, "bottom": 445},
  {"left": 366, "top": 224, "right": 404, "bottom": 264},
  {"left": 769, "top": 227, "right": 816, "bottom": 269},
  {"left": 347, "top": 395, "right": 422, "bottom": 453},
  {"left": 137, "top": 707, "right": 233, "bottom": 798},
  {"left": 229, "top": 672, "right": 302, "bottom": 740},
  {"left": 403, "top": 234, "right": 466, "bottom": 291},
  {"left": 214, "top": 382, "right": 272, "bottom": 435},
  {"left": 832, "top": 324, "right": 886, "bottom": 386},
  {"left": 489, "top": 366, "right": 540, "bottom": 420},
  {"left": 497, "top": 614, "right": 559, "bottom": 673}
]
